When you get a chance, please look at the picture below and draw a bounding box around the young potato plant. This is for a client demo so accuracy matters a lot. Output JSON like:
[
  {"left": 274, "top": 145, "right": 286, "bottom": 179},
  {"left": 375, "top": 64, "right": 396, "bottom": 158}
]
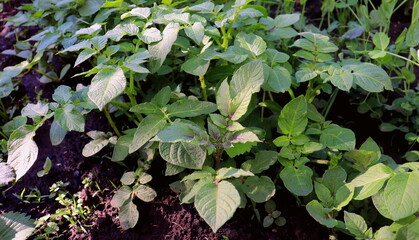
[{"left": 1, "top": 0, "right": 417, "bottom": 237}]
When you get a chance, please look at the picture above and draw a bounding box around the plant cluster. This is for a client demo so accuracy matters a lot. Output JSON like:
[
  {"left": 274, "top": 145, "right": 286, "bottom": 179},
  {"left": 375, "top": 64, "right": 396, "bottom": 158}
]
[{"left": 0, "top": 0, "right": 418, "bottom": 239}]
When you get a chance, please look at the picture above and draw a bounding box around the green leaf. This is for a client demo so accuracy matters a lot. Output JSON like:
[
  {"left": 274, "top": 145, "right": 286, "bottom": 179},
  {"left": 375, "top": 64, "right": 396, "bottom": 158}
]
[
  {"left": 55, "top": 104, "right": 85, "bottom": 132},
  {"left": 52, "top": 85, "right": 72, "bottom": 104},
  {"left": 322, "top": 166, "right": 347, "bottom": 194},
  {"left": 344, "top": 211, "right": 369, "bottom": 239},
  {"left": 181, "top": 178, "right": 212, "bottom": 204},
  {"left": 167, "top": 100, "right": 217, "bottom": 118},
  {"left": 351, "top": 63, "right": 393, "bottom": 92},
  {"left": 185, "top": 22, "right": 205, "bottom": 45},
  {"left": 280, "top": 165, "right": 313, "bottom": 196},
  {"left": 156, "top": 122, "right": 209, "bottom": 144},
  {"left": 2, "top": 116, "right": 27, "bottom": 137},
  {"left": 37, "top": 32, "right": 60, "bottom": 52},
  {"left": 0, "top": 212, "right": 35, "bottom": 240},
  {"left": 216, "top": 79, "right": 232, "bottom": 118},
  {"left": 181, "top": 56, "right": 210, "bottom": 76},
  {"left": 384, "top": 171, "right": 419, "bottom": 220},
  {"left": 372, "top": 189, "right": 393, "bottom": 220},
  {"left": 37, "top": 157, "right": 52, "bottom": 178},
  {"left": 320, "top": 125, "right": 355, "bottom": 150},
  {"left": 7, "top": 126, "right": 38, "bottom": 181},
  {"left": 225, "top": 142, "right": 257, "bottom": 158},
  {"left": 234, "top": 32, "right": 267, "bottom": 57},
  {"left": 130, "top": 102, "right": 160, "bottom": 114},
  {"left": 75, "top": 48, "right": 96, "bottom": 67},
  {"left": 262, "top": 65, "right": 291, "bottom": 93},
  {"left": 241, "top": 151, "right": 278, "bottom": 174},
  {"left": 119, "top": 199, "right": 139, "bottom": 230},
  {"left": 315, "top": 182, "right": 333, "bottom": 206},
  {"left": 215, "top": 167, "right": 254, "bottom": 181},
  {"left": 82, "top": 138, "right": 109, "bottom": 157},
  {"left": 273, "top": 14, "right": 300, "bottom": 28},
  {"left": 148, "top": 23, "right": 179, "bottom": 72},
  {"left": 88, "top": 67, "right": 127, "bottom": 110},
  {"left": 140, "top": 27, "right": 162, "bottom": 44},
  {"left": 373, "top": 32, "right": 390, "bottom": 50},
  {"left": 121, "top": 7, "right": 151, "bottom": 19},
  {"left": 112, "top": 135, "right": 132, "bottom": 161},
  {"left": 306, "top": 200, "right": 338, "bottom": 228},
  {"left": 333, "top": 184, "right": 354, "bottom": 210},
  {"left": 49, "top": 120, "right": 67, "bottom": 146},
  {"left": 350, "top": 163, "right": 393, "bottom": 200},
  {"left": 133, "top": 185, "right": 157, "bottom": 202},
  {"left": 395, "top": 219, "right": 419, "bottom": 240},
  {"left": 194, "top": 181, "right": 241, "bottom": 232},
  {"left": 0, "top": 163, "right": 15, "bottom": 187},
  {"left": 346, "top": 150, "right": 376, "bottom": 170},
  {"left": 159, "top": 142, "right": 206, "bottom": 169},
  {"left": 327, "top": 70, "right": 353, "bottom": 92},
  {"left": 230, "top": 59, "right": 264, "bottom": 97},
  {"left": 216, "top": 46, "right": 248, "bottom": 64},
  {"left": 265, "top": 48, "right": 289, "bottom": 64},
  {"left": 278, "top": 95, "right": 307, "bottom": 136},
  {"left": 129, "top": 114, "right": 167, "bottom": 153},
  {"left": 360, "top": 137, "right": 381, "bottom": 164},
  {"left": 242, "top": 176, "right": 276, "bottom": 203},
  {"left": 79, "top": 0, "right": 104, "bottom": 16},
  {"left": 120, "top": 171, "right": 136, "bottom": 185},
  {"left": 111, "top": 186, "right": 132, "bottom": 208},
  {"left": 21, "top": 102, "right": 48, "bottom": 119}
]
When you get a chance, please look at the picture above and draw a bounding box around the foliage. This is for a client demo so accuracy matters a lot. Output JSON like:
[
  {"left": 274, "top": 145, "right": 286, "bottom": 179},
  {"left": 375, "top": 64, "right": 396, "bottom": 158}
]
[{"left": 0, "top": 0, "right": 417, "bottom": 238}]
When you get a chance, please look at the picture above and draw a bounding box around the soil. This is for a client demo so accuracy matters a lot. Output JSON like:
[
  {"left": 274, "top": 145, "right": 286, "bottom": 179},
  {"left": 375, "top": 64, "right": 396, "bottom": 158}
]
[{"left": 0, "top": 1, "right": 415, "bottom": 240}]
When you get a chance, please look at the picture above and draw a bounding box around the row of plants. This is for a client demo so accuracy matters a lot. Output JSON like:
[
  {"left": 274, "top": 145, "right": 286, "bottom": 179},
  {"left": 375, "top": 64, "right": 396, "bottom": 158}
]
[{"left": 0, "top": 0, "right": 418, "bottom": 239}]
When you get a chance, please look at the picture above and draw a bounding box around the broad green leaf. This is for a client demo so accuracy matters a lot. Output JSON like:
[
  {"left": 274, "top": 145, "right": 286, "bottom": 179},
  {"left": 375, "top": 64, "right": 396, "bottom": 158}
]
[
  {"left": 148, "top": 23, "right": 180, "bottom": 72},
  {"left": 21, "top": 102, "right": 48, "bottom": 119},
  {"left": 121, "top": 7, "right": 150, "bottom": 19},
  {"left": 262, "top": 65, "right": 291, "bottom": 93},
  {"left": 49, "top": 120, "right": 67, "bottom": 146},
  {"left": 346, "top": 150, "right": 376, "bottom": 170},
  {"left": 322, "top": 166, "right": 347, "bottom": 194},
  {"left": 280, "top": 165, "right": 313, "bottom": 196},
  {"left": 7, "top": 126, "right": 38, "bottom": 181},
  {"left": 241, "top": 151, "right": 278, "bottom": 174},
  {"left": 242, "top": 176, "right": 276, "bottom": 203},
  {"left": 88, "top": 67, "right": 127, "bottom": 110},
  {"left": 306, "top": 200, "right": 338, "bottom": 228},
  {"left": 156, "top": 122, "right": 209, "bottom": 144},
  {"left": 228, "top": 130, "right": 260, "bottom": 144},
  {"left": 76, "top": 24, "right": 101, "bottom": 35},
  {"left": 234, "top": 32, "right": 267, "bottom": 57},
  {"left": 264, "top": 48, "right": 289, "bottom": 64},
  {"left": 181, "top": 178, "right": 212, "bottom": 204},
  {"left": 130, "top": 102, "right": 160, "bottom": 114},
  {"left": 129, "top": 114, "right": 167, "bottom": 153},
  {"left": 37, "top": 32, "right": 60, "bottom": 52},
  {"left": 216, "top": 46, "right": 247, "bottom": 64},
  {"left": 167, "top": 100, "right": 217, "bottom": 118},
  {"left": 82, "top": 138, "right": 109, "bottom": 157},
  {"left": 216, "top": 79, "right": 232, "bottom": 117},
  {"left": 344, "top": 211, "right": 369, "bottom": 239},
  {"left": 139, "top": 172, "right": 152, "bottom": 184},
  {"left": 0, "top": 212, "right": 35, "bottom": 240},
  {"left": 327, "top": 71, "right": 353, "bottom": 92},
  {"left": 291, "top": 39, "right": 315, "bottom": 51},
  {"left": 194, "top": 181, "right": 240, "bottom": 232},
  {"left": 159, "top": 142, "right": 206, "bottom": 169},
  {"left": 185, "top": 22, "right": 204, "bottom": 45},
  {"left": 333, "top": 184, "right": 354, "bottom": 210},
  {"left": 372, "top": 189, "right": 393, "bottom": 220},
  {"left": 120, "top": 171, "right": 136, "bottom": 185},
  {"left": 140, "top": 27, "right": 162, "bottom": 44},
  {"left": 52, "top": 85, "right": 72, "bottom": 104},
  {"left": 350, "top": 163, "right": 393, "bottom": 200},
  {"left": 230, "top": 59, "right": 264, "bottom": 97},
  {"left": 320, "top": 125, "right": 355, "bottom": 150},
  {"left": 359, "top": 137, "right": 381, "bottom": 164},
  {"left": 273, "top": 14, "right": 300, "bottom": 28},
  {"left": 181, "top": 56, "right": 210, "bottom": 76},
  {"left": 373, "top": 32, "right": 390, "bottom": 50},
  {"left": 133, "top": 185, "right": 157, "bottom": 202},
  {"left": 112, "top": 135, "right": 132, "bottom": 161},
  {"left": 384, "top": 172, "right": 419, "bottom": 220},
  {"left": 151, "top": 86, "right": 171, "bottom": 107},
  {"left": 0, "top": 163, "right": 15, "bottom": 187},
  {"left": 375, "top": 226, "right": 395, "bottom": 240},
  {"left": 307, "top": 103, "right": 324, "bottom": 122},
  {"left": 110, "top": 186, "right": 132, "bottom": 208},
  {"left": 55, "top": 104, "right": 85, "bottom": 132},
  {"left": 79, "top": 0, "right": 104, "bottom": 16},
  {"left": 278, "top": 95, "right": 307, "bottom": 136},
  {"left": 182, "top": 171, "right": 213, "bottom": 182},
  {"left": 215, "top": 167, "right": 254, "bottom": 181},
  {"left": 225, "top": 142, "right": 257, "bottom": 158},
  {"left": 75, "top": 48, "right": 96, "bottom": 67},
  {"left": 315, "top": 181, "right": 333, "bottom": 207},
  {"left": 351, "top": 63, "right": 393, "bottom": 92},
  {"left": 395, "top": 219, "right": 419, "bottom": 240},
  {"left": 119, "top": 199, "right": 139, "bottom": 230}
]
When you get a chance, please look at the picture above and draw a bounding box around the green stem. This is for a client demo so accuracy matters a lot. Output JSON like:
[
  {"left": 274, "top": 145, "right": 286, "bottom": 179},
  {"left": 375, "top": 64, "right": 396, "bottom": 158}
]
[
  {"left": 385, "top": 51, "right": 419, "bottom": 67},
  {"left": 309, "top": 159, "right": 330, "bottom": 165},
  {"left": 33, "top": 69, "right": 58, "bottom": 81},
  {"left": 323, "top": 88, "right": 339, "bottom": 119},
  {"left": 288, "top": 89, "right": 295, "bottom": 99},
  {"left": 199, "top": 75, "right": 208, "bottom": 101},
  {"left": 103, "top": 106, "right": 122, "bottom": 137}
]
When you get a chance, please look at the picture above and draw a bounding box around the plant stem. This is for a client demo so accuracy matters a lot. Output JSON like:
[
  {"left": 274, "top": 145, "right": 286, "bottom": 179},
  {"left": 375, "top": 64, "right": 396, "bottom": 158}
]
[
  {"left": 322, "top": 88, "right": 339, "bottom": 119},
  {"left": 33, "top": 69, "right": 58, "bottom": 81},
  {"left": 309, "top": 159, "right": 330, "bottom": 165},
  {"left": 214, "top": 146, "right": 224, "bottom": 170},
  {"left": 103, "top": 105, "right": 122, "bottom": 137},
  {"left": 199, "top": 75, "right": 208, "bottom": 101},
  {"left": 385, "top": 51, "right": 419, "bottom": 67}
]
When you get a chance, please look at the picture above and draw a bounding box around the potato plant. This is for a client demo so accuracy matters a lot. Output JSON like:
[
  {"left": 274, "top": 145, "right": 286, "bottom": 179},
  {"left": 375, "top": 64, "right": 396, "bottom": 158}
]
[{"left": 0, "top": 0, "right": 418, "bottom": 239}]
